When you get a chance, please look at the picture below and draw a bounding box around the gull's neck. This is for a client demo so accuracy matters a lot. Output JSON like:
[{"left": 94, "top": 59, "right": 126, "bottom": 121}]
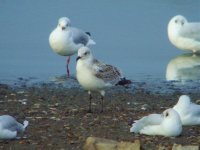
[
  {"left": 78, "top": 55, "right": 94, "bottom": 68},
  {"left": 85, "top": 55, "right": 94, "bottom": 66}
]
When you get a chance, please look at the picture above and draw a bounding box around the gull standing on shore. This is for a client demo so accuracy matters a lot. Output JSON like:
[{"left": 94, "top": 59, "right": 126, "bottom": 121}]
[
  {"left": 49, "top": 17, "right": 96, "bottom": 77},
  {"left": 130, "top": 108, "right": 182, "bottom": 137},
  {"left": 173, "top": 95, "right": 200, "bottom": 125},
  {"left": 0, "top": 115, "right": 29, "bottom": 139},
  {"left": 168, "top": 15, "right": 200, "bottom": 53},
  {"left": 76, "top": 47, "right": 131, "bottom": 113}
]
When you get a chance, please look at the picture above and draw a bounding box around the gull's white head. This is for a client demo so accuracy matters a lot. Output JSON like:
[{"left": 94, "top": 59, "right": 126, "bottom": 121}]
[
  {"left": 76, "top": 47, "right": 92, "bottom": 62},
  {"left": 163, "top": 108, "right": 179, "bottom": 120},
  {"left": 177, "top": 95, "right": 191, "bottom": 107},
  {"left": 168, "top": 15, "right": 188, "bottom": 43},
  {"left": 168, "top": 15, "right": 188, "bottom": 29},
  {"left": 162, "top": 108, "right": 182, "bottom": 136},
  {"left": 57, "top": 17, "right": 71, "bottom": 30}
]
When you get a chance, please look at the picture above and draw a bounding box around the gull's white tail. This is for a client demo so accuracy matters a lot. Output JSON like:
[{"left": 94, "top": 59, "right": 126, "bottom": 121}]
[
  {"left": 87, "top": 39, "right": 96, "bottom": 45},
  {"left": 130, "top": 117, "right": 148, "bottom": 133},
  {"left": 23, "top": 120, "right": 29, "bottom": 129},
  {"left": 130, "top": 114, "right": 163, "bottom": 133}
]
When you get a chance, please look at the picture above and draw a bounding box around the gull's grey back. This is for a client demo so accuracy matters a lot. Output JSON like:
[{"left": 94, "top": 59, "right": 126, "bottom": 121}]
[
  {"left": 181, "top": 23, "right": 200, "bottom": 41},
  {"left": 70, "top": 27, "right": 89, "bottom": 46},
  {"left": 0, "top": 115, "right": 24, "bottom": 132}
]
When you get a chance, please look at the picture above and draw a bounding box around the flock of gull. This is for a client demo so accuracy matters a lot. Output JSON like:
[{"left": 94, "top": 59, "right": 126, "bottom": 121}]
[
  {"left": 130, "top": 95, "right": 200, "bottom": 137},
  {"left": 0, "top": 15, "right": 200, "bottom": 139}
]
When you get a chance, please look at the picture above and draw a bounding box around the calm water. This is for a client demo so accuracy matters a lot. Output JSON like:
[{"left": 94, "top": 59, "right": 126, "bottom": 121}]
[{"left": 0, "top": 0, "right": 200, "bottom": 85}]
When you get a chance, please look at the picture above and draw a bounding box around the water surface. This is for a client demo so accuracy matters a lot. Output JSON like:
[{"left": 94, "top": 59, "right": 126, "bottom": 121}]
[{"left": 0, "top": 0, "right": 200, "bottom": 85}]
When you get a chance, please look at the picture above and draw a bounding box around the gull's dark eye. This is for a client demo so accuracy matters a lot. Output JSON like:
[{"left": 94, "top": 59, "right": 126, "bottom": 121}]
[
  {"left": 84, "top": 51, "right": 89, "bottom": 55},
  {"left": 181, "top": 20, "right": 184, "bottom": 25}
]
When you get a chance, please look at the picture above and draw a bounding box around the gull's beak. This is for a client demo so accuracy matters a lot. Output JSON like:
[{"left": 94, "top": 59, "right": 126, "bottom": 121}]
[{"left": 76, "top": 56, "right": 81, "bottom": 62}]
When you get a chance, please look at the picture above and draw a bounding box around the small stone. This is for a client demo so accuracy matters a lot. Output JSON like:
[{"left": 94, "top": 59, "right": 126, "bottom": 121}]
[
  {"left": 141, "top": 104, "right": 148, "bottom": 110},
  {"left": 65, "top": 126, "right": 71, "bottom": 130},
  {"left": 117, "top": 140, "right": 140, "bottom": 150},
  {"left": 71, "top": 108, "right": 78, "bottom": 112},
  {"left": 22, "top": 101, "right": 27, "bottom": 105},
  {"left": 195, "top": 99, "right": 200, "bottom": 104},
  {"left": 17, "top": 91, "right": 25, "bottom": 94},
  {"left": 83, "top": 137, "right": 117, "bottom": 150},
  {"left": 33, "top": 103, "right": 40, "bottom": 108},
  {"left": 172, "top": 144, "right": 199, "bottom": 150},
  {"left": 19, "top": 99, "right": 28, "bottom": 105},
  {"left": 50, "top": 116, "right": 60, "bottom": 121},
  {"left": 10, "top": 93, "right": 16, "bottom": 96},
  {"left": 19, "top": 140, "right": 26, "bottom": 144},
  {"left": 83, "top": 137, "right": 140, "bottom": 150},
  {"left": 55, "top": 103, "right": 59, "bottom": 106},
  {"left": 35, "top": 117, "right": 44, "bottom": 119}
]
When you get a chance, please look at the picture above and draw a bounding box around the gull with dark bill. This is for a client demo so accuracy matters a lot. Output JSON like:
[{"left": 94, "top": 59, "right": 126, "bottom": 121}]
[
  {"left": 76, "top": 46, "right": 131, "bottom": 113},
  {"left": 49, "top": 17, "right": 96, "bottom": 77}
]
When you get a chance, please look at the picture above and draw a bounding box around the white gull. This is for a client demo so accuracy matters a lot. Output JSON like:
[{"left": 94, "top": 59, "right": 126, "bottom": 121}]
[
  {"left": 130, "top": 108, "right": 182, "bottom": 137},
  {"left": 76, "top": 46, "right": 131, "bottom": 113},
  {"left": 173, "top": 95, "right": 200, "bottom": 125},
  {"left": 168, "top": 15, "right": 200, "bottom": 53},
  {"left": 49, "top": 17, "right": 96, "bottom": 77},
  {"left": 0, "top": 115, "right": 28, "bottom": 139}
]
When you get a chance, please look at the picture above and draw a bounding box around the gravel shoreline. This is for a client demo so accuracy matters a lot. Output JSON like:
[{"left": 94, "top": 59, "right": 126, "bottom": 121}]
[{"left": 0, "top": 79, "right": 200, "bottom": 149}]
